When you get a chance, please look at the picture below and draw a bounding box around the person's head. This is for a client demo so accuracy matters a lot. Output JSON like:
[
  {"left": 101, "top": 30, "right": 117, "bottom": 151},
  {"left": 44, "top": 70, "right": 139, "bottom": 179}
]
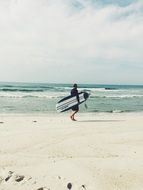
[{"left": 73, "top": 83, "right": 78, "bottom": 89}]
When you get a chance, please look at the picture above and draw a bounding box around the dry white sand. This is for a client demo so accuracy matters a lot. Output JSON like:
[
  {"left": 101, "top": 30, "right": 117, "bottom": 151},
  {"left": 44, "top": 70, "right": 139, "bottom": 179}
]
[{"left": 0, "top": 112, "right": 143, "bottom": 190}]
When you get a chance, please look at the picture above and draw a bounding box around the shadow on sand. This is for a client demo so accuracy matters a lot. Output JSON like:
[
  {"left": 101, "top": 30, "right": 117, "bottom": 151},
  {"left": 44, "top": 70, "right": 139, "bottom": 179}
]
[{"left": 78, "top": 120, "right": 124, "bottom": 122}]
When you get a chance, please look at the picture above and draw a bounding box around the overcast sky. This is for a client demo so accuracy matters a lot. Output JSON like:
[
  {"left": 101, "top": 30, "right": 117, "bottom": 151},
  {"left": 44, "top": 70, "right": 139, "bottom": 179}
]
[{"left": 0, "top": 0, "right": 143, "bottom": 84}]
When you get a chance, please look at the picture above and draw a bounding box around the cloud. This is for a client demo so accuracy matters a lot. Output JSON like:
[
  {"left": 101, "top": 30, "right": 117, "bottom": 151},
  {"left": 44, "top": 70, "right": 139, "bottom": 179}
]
[{"left": 0, "top": 0, "right": 143, "bottom": 84}]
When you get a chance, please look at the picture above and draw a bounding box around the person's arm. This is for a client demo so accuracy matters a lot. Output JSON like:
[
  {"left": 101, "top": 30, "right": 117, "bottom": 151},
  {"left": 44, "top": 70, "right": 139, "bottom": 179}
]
[{"left": 76, "top": 90, "right": 80, "bottom": 103}]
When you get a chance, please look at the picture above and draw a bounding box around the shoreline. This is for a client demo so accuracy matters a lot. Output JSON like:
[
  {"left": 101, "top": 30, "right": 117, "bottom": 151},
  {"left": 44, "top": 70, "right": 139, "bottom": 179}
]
[{"left": 0, "top": 110, "right": 143, "bottom": 116}]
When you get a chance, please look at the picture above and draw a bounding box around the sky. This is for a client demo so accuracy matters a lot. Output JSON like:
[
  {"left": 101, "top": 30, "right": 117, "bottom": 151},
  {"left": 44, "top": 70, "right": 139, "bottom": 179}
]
[{"left": 0, "top": 0, "right": 143, "bottom": 84}]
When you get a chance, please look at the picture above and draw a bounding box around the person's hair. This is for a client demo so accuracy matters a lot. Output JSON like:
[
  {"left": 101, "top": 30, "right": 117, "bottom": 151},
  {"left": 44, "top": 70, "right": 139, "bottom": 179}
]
[{"left": 73, "top": 83, "right": 77, "bottom": 88}]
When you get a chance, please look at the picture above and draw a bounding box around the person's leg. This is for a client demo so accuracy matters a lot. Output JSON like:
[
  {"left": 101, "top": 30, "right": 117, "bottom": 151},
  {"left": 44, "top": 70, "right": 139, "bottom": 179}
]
[
  {"left": 72, "top": 110, "right": 78, "bottom": 120},
  {"left": 70, "top": 112, "right": 73, "bottom": 120},
  {"left": 70, "top": 105, "right": 79, "bottom": 121},
  {"left": 70, "top": 111, "right": 75, "bottom": 120},
  {"left": 70, "top": 110, "right": 78, "bottom": 121}
]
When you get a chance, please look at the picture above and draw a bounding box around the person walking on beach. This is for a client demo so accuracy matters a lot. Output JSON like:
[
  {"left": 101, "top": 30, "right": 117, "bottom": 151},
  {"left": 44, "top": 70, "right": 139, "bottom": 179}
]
[{"left": 70, "top": 84, "right": 79, "bottom": 121}]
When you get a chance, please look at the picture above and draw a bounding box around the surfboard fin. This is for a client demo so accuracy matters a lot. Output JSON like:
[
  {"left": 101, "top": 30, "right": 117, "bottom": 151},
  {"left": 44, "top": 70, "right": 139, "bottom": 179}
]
[{"left": 84, "top": 103, "right": 88, "bottom": 109}]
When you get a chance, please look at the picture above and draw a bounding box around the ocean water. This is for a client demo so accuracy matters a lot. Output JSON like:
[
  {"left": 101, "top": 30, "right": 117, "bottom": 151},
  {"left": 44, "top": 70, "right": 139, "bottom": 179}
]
[{"left": 0, "top": 82, "right": 143, "bottom": 114}]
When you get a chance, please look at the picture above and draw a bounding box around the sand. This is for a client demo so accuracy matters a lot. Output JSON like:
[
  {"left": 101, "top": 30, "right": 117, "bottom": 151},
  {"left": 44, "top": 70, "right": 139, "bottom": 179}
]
[{"left": 0, "top": 112, "right": 143, "bottom": 190}]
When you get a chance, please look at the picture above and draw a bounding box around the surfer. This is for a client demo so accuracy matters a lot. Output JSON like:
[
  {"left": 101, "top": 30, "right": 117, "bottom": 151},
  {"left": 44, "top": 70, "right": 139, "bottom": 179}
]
[{"left": 70, "top": 83, "right": 79, "bottom": 121}]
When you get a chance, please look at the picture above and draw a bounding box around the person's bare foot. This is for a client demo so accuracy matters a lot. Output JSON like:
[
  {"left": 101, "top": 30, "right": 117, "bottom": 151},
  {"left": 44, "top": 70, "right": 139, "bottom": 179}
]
[{"left": 70, "top": 116, "right": 77, "bottom": 121}]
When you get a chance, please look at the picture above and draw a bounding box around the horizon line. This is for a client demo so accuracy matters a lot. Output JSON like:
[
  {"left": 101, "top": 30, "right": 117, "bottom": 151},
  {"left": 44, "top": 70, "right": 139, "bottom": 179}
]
[{"left": 0, "top": 81, "right": 143, "bottom": 86}]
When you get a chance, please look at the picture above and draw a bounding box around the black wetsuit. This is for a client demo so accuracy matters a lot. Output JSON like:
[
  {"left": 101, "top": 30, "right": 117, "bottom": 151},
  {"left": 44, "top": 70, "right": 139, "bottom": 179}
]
[{"left": 71, "top": 88, "right": 79, "bottom": 111}]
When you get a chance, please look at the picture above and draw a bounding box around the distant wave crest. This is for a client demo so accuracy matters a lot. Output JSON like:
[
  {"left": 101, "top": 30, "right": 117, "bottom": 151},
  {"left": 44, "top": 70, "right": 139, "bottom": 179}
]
[
  {"left": 0, "top": 88, "right": 44, "bottom": 92},
  {"left": 90, "top": 94, "right": 143, "bottom": 98}
]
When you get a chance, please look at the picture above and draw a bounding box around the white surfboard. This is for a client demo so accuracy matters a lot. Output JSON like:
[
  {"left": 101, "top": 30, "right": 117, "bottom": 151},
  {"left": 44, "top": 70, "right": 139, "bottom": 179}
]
[{"left": 56, "top": 92, "right": 89, "bottom": 112}]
